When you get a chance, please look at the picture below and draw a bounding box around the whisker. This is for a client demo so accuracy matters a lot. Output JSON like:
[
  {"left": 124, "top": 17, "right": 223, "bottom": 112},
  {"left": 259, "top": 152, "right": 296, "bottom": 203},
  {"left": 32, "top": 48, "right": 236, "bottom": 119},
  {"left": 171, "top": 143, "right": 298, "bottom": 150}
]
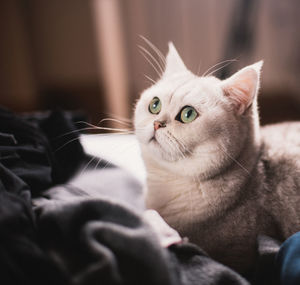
[
  {"left": 53, "top": 127, "right": 98, "bottom": 139},
  {"left": 138, "top": 45, "right": 164, "bottom": 75},
  {"left": 144, "top": 74, "right": 156, "bottom": 84},
  {"left": 168, "top": 131, "right": 192, "bottom": 156},
  {"left": 173, "top": 141, "right": 186, "bottom": 160},
  {"left": 54, "top": 136, "right": 82, "bottom": 153},
  {"left": 206, "top": 60, "right": 237, "bottom": 77},
  {"left": 139, "top": 35, "right": 166, "bottom": 66},
  {"left": 202, "top": 59, "right": 237, "bottom": 77},
  {"left": 166, "top": 133, "right": 184, "bottom": 157},
  {"left": 84, "top": 132, "right": 134, "bottom": 137},
  {"left": 53, "top": 126, "right": 127, "bottom": 140},
  {"left": 99, "top": 112, "right": 132, "bottom": 123},
  {"left": 175, "top": 138, "right": 190, "bottom": 155},
  {"left": 80, "top": 156, "right": 97, "bottom": 175},
  {"left": 166, "top": 133, "right": 184, "bottom": 160},
  {"left": 218, "top": 144, "right": 250, "bottom": 176},
  {"left": 196, "top": 60, "right": 202, "bottom": 76},
  {"left": 139, "top": 49, "right": 162, "bottom": 78},
  {"left": 166, "top": 132, "right": 189, "bottom": 162},
  {"left": 98, "top": 118, "right": 132, "bottom": 127},
  {"left": 94, "top": 156, "right": 104, "bottom": 171},
  {"left": 99, "top": 160, "right": 111, "bottom": 171},
  {"left": 75, "top": 121, "right": 131, "bottom": 132}
]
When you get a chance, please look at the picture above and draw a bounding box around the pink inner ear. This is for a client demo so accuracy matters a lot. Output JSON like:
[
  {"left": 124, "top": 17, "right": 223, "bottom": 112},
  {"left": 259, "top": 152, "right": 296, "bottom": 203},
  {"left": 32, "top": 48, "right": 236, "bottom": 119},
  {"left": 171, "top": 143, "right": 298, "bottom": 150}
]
[{"left": 223, "top": 69, "right": 258, "bottom": 115}]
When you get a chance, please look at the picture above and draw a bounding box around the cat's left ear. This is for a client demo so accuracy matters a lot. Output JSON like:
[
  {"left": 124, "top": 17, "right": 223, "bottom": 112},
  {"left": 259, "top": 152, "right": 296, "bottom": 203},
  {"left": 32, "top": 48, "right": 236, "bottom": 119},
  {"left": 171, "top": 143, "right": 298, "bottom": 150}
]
[
  {"left": 221, "top": 61, "right": 263, "bottom": 115},
  {"left": 164, "top": 42, "right": 187, "bottom": 77}
]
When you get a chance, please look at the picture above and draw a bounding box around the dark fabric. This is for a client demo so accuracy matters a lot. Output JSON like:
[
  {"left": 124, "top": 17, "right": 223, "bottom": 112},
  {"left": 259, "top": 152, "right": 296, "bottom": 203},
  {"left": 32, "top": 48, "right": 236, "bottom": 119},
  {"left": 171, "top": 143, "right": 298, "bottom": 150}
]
[
  {"left": 276, "top": 231, "right": 300, "bottom": 285},
  {"left": 0, "top": 107, "right": 282, "bottom": 285},
  {"left": 36, "top": 197, "right": 177, "bottom": 285},
  {"left": 169, "top": 243, "right": 249, "bottom": 285},
  {"left": 0, "top": 192, "right": 69, "bottom": 285},
  {"left": 0, "top": 107, "right": 85, "bottom": 284},
  {"left": 34, "top": 179, "right": 248, "bottom": 285},
  {"left": 0, "top": 107, "right": 85, "bottom": 197},
  {"left": 249, "top": 235, "right": 281, "bottom": 285}
]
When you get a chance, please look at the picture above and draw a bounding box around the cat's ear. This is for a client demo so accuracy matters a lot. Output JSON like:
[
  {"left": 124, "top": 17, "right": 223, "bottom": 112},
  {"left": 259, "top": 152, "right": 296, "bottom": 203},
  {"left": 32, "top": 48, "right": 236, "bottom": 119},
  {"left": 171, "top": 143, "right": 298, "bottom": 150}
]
[
  {"left": 164, "top": 42, "right": 187, "bottom": 77},
  {"left": 221, "top": 61, "right": 263, "bottom": 115}
]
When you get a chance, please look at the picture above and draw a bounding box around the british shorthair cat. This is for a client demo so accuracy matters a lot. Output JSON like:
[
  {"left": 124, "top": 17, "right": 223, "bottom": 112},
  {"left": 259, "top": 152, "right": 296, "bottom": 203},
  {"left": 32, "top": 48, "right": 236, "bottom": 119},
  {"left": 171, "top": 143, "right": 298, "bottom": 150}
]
[{"left": 134, "top": 43, "right": 300, "bottom": 272}]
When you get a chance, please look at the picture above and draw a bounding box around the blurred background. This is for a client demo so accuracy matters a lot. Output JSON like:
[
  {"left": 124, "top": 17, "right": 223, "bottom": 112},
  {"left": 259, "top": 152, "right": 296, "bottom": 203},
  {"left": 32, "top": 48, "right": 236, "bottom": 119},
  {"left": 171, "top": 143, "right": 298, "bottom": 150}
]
[{"left": 1, "top": 0, "right": 300, "bottom": 126}]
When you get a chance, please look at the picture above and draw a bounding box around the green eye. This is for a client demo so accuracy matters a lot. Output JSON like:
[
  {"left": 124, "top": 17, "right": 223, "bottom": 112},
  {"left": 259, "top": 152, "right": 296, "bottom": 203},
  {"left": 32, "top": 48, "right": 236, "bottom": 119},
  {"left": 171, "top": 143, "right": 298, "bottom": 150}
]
[
  {"left": 179, "top": 106, "right": 198, "bottom": 123},
  {"left": 149, "top": 97, "right": 161, "bottom": 114}
]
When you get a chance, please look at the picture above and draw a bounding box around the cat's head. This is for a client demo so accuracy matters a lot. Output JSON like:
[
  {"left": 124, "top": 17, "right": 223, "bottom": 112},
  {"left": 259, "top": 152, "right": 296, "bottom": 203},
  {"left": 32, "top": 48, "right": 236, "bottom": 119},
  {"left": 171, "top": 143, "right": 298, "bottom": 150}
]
[{"left": 134, "top": 43, "right": 263, "bottom": 178}]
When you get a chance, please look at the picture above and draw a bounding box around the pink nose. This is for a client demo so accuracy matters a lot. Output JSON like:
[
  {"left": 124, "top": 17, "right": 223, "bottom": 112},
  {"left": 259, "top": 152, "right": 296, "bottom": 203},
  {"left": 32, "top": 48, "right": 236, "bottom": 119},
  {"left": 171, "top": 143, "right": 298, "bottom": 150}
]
[{"left": 154, "top": 121, "right": 166, "bottom": 131}]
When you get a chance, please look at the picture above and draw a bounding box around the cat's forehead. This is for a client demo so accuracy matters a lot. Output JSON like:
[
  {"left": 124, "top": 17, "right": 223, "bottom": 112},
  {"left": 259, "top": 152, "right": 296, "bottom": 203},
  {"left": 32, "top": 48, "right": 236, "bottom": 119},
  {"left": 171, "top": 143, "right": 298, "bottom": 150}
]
[{"left": 143, "top": 75, "right": 222, "bottom": 107}]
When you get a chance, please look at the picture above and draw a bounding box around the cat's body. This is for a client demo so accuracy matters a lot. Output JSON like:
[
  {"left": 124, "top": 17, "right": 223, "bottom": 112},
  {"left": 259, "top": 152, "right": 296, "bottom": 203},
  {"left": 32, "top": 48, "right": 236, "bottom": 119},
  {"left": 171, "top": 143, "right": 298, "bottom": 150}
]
[
  {"left": 134, "top": 43, "right": 300, "bottom": 272},
  {"left": 144, "top": 122, "right": 300, "bottom": 271}
]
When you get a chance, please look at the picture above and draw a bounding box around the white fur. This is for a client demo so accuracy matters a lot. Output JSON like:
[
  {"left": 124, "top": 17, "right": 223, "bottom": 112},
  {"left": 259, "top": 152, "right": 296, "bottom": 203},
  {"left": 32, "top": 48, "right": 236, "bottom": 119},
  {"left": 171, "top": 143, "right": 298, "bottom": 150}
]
[
  {"left": 134, "top": 42, "right": 262, "bottom": 236},
  {"left": 133, "top": 43, "right": 300, "bottom": 273}
]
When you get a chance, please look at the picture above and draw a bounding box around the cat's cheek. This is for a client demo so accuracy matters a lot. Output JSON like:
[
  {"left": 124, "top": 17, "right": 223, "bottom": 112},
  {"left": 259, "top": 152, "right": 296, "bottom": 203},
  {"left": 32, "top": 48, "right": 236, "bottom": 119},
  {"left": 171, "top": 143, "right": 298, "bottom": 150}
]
[{"left": 135, "top": 125, "right": 154, "bottom": 145}]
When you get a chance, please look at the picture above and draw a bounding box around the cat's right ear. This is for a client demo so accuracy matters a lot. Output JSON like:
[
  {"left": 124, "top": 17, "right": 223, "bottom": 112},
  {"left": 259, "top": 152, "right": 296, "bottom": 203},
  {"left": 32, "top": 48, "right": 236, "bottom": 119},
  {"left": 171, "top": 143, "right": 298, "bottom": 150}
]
[
  {"left": 221, "top": 61, "right": 263, "bottom": 115},
  {"left": 164, "top": 42, "right": 187, "bottom": 77}
]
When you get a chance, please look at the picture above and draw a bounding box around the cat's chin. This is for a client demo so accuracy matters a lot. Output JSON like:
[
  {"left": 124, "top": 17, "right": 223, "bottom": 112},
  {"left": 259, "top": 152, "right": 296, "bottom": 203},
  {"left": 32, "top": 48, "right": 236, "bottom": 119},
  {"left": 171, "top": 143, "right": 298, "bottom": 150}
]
[{"left": 147, "top": 140, "right": 182, "bottom": 163}]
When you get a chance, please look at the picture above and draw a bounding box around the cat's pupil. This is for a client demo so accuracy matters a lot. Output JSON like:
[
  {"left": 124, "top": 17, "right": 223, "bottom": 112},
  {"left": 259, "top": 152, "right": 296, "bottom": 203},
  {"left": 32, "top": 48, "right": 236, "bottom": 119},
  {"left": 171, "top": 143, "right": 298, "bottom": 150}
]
[{"left": 186, "top": 110, "right": 192, "bottom": 118}]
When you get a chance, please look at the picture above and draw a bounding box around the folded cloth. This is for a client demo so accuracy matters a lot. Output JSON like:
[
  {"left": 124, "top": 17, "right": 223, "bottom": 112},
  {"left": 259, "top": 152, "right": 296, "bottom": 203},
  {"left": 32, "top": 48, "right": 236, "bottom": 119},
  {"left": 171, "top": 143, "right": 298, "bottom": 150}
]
[
  {"left": 143, "top": 209, "right": 182, "bottom": 248},
  {"left": 0, "top": 107, "right": 85, "bottom": 197},
  {"left": 34, "top": 181, "right": 249, "bottom": 285},
  {"left": 0, "top": 107, "right": 85, "bottom": 284}
]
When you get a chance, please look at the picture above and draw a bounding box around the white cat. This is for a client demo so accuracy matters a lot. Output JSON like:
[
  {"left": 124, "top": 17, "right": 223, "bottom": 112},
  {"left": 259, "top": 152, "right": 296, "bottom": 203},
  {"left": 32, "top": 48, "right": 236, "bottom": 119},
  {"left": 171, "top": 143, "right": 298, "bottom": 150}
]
[{"left": 134, "top": 43, "right": 300, "bottom": 273}]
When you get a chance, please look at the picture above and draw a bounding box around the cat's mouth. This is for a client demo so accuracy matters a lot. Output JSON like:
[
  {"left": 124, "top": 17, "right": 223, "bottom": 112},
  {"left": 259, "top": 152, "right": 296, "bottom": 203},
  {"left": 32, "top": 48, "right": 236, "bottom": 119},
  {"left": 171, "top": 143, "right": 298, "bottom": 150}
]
[
  {"left": 149, "top": 135, "right": 161, "bottom": 147},
  {"left": 149, "top": 136, "right": 166, "bottom": 155},
  {"left": 149, "top": 136, "right": 157, "bottom": 143}
]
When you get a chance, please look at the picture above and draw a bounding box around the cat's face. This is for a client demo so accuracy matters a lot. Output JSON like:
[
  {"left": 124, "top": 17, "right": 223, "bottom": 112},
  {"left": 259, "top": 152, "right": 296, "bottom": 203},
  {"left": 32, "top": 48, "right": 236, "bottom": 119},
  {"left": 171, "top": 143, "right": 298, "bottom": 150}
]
[{"left": 134, "top": 43, "right": 262, "bottom": 178}]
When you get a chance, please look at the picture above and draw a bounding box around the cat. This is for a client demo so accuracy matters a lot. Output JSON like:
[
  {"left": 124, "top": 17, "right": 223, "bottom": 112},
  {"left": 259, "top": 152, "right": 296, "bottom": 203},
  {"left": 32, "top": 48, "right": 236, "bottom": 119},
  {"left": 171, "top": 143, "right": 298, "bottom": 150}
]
[{"left": 134, "top": 42, "right": 300, "bottom": 273}]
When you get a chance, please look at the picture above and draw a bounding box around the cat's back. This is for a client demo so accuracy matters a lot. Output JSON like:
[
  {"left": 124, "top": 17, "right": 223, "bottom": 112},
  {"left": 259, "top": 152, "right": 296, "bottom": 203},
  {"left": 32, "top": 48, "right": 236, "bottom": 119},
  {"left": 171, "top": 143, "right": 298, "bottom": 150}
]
[
  {"left": 260, "top": 121, "right": 300, "bottom": 187},
  {"left": 261, "top": 122, "right": 300, "bottom": 155},
  {"left": 260, "top": 121, "right": 300, "bottom": 238}
]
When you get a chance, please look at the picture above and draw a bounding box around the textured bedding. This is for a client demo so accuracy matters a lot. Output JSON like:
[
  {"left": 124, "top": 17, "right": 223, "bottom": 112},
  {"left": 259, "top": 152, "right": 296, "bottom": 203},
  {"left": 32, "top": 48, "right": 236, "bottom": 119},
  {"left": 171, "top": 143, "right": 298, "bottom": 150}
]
[{"left": 0, "top": 108, "right": 281, "bottom": 284}]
